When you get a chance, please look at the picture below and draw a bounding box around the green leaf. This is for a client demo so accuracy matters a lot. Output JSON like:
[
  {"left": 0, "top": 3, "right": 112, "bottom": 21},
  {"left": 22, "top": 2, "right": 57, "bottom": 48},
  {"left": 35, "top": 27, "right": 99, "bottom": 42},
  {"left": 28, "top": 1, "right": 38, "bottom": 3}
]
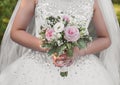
[
  {"left": 66, "top": 49, "right": 73, "bottom": 57},
  {"left": 60, "top": 71, "right": 68, "bottom": 77},
  {"left": 66, "top": 43, "right": 72, "bottom": 49},
  {"left": 56, "top": 45, "right": 66, "bottom": 55},
  {"left": 48, "top": 48, "right": 57, "bottom": 56},
  {"left": 42, "top": 43, "right": 52, "bottom": 48},
  {"left": 77, "top": 39, "right": 87, "bottom": 49},
  {"left": 73, "top": 42, "right": 79, "bottom": 46}
]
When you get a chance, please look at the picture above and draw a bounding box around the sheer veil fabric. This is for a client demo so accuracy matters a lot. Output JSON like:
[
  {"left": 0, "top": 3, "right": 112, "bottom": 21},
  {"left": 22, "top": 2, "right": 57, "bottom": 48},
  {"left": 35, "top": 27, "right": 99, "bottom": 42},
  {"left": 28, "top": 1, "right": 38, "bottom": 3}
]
[
  {"left": 0, "top": 0, "right": 35, "bottom": 73},
  {"left": 97, "top": 0, "right": 120, "bottom": 85},
  {"left": 0, "top": 0, "right": 120, "bottom": 85}
]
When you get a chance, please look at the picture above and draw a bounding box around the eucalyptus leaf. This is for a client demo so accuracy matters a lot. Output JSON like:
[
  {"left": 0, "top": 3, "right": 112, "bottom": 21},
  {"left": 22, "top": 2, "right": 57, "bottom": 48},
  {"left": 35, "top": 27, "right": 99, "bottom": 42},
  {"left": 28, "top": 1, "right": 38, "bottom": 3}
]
[
  {"left": 66, "top": 43, "right": 72, "bottom": 49},
  {"left": 42, "top": 43, "right": 52, "bottom": 48},
  {"left": 48, "top": 48, "right": 57, "bottom": 56},
  {"left": 56, "top": 45, "right": 66, "bottom": 55},
  {"left": 66, "top": 49, "right": 73, "bottom": 57},
  {"left": 77, "top": 39, "right": 87, "bottom": 49}
]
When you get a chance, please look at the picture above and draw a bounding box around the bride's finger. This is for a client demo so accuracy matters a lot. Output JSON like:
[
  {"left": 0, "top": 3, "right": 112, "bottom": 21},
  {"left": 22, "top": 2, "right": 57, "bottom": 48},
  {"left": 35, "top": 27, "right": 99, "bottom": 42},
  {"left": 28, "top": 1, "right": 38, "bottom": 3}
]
[
  {"left": 53, "top": 61, "right": 64, "bottom": 67},
  {"left": 53, "top": 56, "right": 67, "bottom": 61},
  {"left": 39, "top": 46, "right": 50, "bottom": 52},
  {"left": 52, "top": 57, "right": 65, "bottom": 67}
]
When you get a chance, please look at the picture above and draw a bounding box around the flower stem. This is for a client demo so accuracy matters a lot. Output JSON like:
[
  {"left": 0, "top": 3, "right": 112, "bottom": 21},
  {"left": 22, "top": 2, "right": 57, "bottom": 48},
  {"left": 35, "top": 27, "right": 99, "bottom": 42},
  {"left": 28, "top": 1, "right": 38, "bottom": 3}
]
[{"left": 60, "top": 71, "right": 68, "bottom": 77}]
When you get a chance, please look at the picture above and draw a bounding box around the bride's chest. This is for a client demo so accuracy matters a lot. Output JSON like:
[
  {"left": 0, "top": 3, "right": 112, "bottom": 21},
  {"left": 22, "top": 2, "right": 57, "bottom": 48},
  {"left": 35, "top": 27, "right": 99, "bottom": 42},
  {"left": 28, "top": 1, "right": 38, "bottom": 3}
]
[{"left": 35, "top": 0, "right": 94, "bottom": 21}]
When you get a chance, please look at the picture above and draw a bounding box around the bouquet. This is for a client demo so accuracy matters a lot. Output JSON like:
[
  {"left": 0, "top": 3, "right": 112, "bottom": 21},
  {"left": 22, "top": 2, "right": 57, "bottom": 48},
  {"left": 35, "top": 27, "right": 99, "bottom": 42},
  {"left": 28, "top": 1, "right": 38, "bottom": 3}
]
[{"left": 39, "top": 14, "right": 92, "bottom": 77}]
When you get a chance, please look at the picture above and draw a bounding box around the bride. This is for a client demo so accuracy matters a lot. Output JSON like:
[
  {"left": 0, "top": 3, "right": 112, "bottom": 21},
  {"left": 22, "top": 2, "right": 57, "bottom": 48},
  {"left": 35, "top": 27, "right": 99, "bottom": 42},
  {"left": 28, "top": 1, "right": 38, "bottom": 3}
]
[{"left": 0, "top": 0, "right": 120, "bottom": 85}]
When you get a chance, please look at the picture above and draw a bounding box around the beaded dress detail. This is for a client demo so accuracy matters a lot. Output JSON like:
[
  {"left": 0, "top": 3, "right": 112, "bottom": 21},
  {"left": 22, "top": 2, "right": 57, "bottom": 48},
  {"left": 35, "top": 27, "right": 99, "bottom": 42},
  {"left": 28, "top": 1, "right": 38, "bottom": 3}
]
[{"left": 0, "top": 0, "right": 115, "bottom": 85}]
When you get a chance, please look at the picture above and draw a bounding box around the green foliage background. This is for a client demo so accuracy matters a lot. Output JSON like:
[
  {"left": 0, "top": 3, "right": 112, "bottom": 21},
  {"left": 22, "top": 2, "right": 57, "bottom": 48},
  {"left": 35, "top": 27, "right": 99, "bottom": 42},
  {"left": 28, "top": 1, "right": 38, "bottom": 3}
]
[
  {"left": 112, "top": 0, "right": 120, "bottom": 3},
  {"left": 0, "top": 0, "right": 17, "bottom": 43},
  {"left": 0, "top": 0, "right": 120, "bottom": 43}
]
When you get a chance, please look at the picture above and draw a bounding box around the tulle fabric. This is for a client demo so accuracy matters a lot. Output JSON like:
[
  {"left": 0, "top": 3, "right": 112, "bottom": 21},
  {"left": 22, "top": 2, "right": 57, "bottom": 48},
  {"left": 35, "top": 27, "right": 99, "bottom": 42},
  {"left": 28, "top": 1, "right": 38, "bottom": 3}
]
[{"left": 0, "top": 51, "right": 115, "bottom": 85}]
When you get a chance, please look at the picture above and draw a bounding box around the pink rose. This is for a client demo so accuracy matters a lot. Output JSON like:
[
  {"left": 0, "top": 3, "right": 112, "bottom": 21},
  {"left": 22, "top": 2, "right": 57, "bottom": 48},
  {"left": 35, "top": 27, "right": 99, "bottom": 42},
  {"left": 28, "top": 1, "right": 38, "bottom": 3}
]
[
  {"left": 45, "top": 29, "right": 55, "bottom": 41},
  {"left": 64, "top": 26, "right": 80, "bottom": 42},
  {"left": 63, "top": 15, "right": 70, "bottom": 22}
]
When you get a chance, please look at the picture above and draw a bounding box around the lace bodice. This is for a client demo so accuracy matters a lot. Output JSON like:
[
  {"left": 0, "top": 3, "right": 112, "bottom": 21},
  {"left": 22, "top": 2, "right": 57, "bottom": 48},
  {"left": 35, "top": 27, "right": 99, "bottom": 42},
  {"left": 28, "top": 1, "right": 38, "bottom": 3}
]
[{"left": 35, "top": 0, "right": 94, "bottom": 37}]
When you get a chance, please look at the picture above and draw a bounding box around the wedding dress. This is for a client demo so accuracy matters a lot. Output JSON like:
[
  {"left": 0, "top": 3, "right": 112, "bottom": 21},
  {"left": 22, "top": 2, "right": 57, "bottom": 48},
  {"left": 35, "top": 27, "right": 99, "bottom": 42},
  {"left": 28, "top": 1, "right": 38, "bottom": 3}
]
[{"left": 0, "top": 0, "right": 117, "bottom": 85}]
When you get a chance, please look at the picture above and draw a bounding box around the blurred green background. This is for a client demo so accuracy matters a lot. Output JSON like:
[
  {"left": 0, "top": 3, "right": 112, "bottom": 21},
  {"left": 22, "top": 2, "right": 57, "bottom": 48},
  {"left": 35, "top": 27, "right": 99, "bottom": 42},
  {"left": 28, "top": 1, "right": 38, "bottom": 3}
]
[{"left": 0, "top": 0, "right": 120, "bottom": 43}]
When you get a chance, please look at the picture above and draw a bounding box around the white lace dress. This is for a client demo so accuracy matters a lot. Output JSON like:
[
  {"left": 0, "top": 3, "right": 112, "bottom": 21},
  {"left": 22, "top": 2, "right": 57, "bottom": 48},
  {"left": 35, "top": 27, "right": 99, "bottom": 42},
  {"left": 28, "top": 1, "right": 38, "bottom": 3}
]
[{"left": 0, "top": 0, "right": 115, "bottom": 85}]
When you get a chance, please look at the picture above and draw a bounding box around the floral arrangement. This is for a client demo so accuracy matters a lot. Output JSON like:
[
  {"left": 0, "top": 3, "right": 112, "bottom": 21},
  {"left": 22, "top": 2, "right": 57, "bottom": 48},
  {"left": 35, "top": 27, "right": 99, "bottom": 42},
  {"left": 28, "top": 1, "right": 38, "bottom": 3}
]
[{"left": 39, "top": 14, "right": 92, "bottom": 77}]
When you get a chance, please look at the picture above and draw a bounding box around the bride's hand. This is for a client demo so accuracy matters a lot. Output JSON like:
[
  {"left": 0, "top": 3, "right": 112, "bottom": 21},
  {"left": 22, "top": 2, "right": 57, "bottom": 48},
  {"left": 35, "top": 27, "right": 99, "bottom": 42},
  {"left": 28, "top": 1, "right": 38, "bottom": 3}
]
[
  {"left": 39, "top": 46, "right": 50, "bottom": 52},
  {"left": 39, "top": 40, "right": 50, "bottom": 52},
  {"left": 73, "top": 46, "right": 86, "bottom": 57},
  {"left": 53, "top": 54, "right": 73, "bottom": 67},
  {"left": 53, "top": 47, "right": 86, "bottom": 67}
]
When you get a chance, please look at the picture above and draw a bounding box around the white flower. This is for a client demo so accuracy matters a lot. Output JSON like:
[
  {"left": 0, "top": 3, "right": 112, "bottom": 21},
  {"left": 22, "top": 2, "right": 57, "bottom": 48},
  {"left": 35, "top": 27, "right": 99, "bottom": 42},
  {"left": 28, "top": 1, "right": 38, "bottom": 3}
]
[
  {"left": 84, "top": 28, "right": 89, "bottom": 35},
  {"left": 81, "top": 28, "right": 89, "bottom": 35},
  {"left": 56, "top": 33, "right": 62, "bottom": 38},
  {"left": 57, "top": 40, "right": 61, "bottom": 46},
  {"left": 53, "top": 33, "right": 62, "bottom": 40},
  {"left": 57, "top": 40, "right": 63, "bottom": 46},
  {"left": 53, "top": 22, "right": 64, "bottom": 33}
]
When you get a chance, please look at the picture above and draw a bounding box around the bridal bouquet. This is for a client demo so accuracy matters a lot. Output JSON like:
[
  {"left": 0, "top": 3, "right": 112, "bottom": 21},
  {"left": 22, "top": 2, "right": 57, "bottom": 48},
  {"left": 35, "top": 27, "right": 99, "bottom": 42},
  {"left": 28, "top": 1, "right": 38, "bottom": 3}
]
[{"left": 39, "top": 14, "right": 92, "bottom": 77}]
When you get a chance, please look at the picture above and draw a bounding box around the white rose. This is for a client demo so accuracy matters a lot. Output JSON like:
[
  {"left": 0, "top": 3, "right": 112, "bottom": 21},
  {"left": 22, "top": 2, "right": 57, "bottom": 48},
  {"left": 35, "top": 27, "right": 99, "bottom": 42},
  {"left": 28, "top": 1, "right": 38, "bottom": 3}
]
[
  {"left": 53, "top": 22, "right": 64, "bottom": 33},
  {"left": 53, "top": 33, "right": 61, "bottom": 40}
]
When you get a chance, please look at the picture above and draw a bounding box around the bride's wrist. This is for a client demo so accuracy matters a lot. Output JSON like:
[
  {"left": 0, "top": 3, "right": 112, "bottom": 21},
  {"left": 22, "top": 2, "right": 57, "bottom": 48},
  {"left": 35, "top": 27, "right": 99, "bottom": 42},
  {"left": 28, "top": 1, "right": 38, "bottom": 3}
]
[
  {"left": 79, "top": 48, "right": 87, "bottom": 56},
  {"left": 79, "top": 43, "right": 91, "bottom": 56},
  {"left": 79, "top": 43, "right": 90, "bottom": 56},
  {"left": 38, "top": 40, "right": 49, "bottom": 52}
]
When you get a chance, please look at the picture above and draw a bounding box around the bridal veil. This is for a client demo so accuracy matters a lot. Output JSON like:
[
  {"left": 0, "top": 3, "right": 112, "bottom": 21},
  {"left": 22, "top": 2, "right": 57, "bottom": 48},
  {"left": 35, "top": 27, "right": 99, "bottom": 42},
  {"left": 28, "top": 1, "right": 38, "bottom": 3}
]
[{"left": 0, "top": 0, "right": 35, "bottom": 72}]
